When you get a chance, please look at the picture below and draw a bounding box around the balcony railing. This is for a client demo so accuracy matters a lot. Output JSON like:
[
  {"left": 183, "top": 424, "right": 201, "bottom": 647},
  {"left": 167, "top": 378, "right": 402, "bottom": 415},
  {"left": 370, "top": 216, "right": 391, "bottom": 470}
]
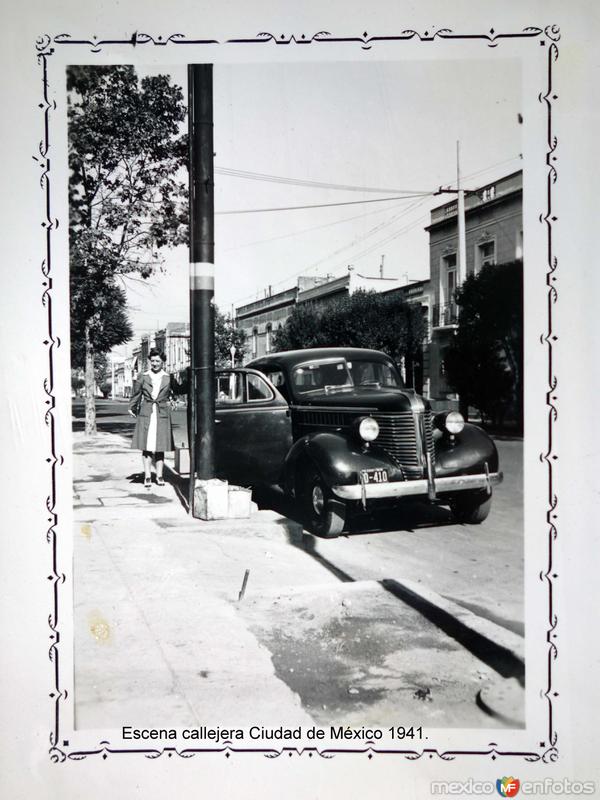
[{"left": 433, "top": 302, "right": 459, "bottom": 327}]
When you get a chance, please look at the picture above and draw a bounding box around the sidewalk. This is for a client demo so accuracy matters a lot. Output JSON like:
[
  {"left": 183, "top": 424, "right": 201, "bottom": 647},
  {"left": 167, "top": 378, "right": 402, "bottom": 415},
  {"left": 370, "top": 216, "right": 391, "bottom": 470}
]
[
  {"left": 73, "top": 429, "right": 325, "bottom": 730},
  {"left": 73, "top": 429, "right": 524, "bottom": 731}
]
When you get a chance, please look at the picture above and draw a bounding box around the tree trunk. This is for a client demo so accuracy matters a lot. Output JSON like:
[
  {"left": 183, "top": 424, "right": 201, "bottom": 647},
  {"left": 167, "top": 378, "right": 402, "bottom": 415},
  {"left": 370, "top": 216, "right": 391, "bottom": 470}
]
[{"left": 85, "top": 322, "right": 97, "bottom": 436}]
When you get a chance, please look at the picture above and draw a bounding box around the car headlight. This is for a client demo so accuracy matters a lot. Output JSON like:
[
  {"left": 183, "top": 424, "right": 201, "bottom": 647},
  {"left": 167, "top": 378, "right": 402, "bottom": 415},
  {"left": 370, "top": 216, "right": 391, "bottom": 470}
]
[
  {"left": 357, "top": 416, "right": 379, "bottom": 442},
  {"left": 445, "top": 411, "right": 465, "bottom": 434}
]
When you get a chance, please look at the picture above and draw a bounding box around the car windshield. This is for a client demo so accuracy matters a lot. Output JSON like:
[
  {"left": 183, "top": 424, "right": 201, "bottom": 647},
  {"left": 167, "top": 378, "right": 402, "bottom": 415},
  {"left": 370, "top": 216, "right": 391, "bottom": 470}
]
[{"left": 292, "top": 358, "right": 403, "bottom": 395}]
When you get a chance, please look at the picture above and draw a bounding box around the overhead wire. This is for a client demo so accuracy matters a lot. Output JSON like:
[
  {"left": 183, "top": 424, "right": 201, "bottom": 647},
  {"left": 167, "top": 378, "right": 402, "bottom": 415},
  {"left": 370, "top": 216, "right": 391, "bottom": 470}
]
[
  {"left": 227, "top": 153, "right": 522, "bottom": 305},
  {"left": 216, "top": 193, "right": 431, "bottom": 215},
  {"left": 215, "top": 165, "right": 429, "bottom": 195},
  {"left": 233, "top": 197, "right": 429, "bottom": 305},
  {"left": 222, "top": 197, "right": 423, "bottom": 252}
]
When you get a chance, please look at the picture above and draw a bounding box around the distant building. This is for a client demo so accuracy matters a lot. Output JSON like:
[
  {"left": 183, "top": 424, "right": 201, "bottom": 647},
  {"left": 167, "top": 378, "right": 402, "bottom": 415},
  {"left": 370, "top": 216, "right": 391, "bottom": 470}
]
[
  {"left": 235, "top": 271, "right": 404, "bottom": 363},
  {"left": 297, "top": 269, "right": 400, "bottom": 309},
  {"left": 139, "top": 335, "right": 152, "bottom": 375},
  {"left": 382, "top": 279, "right": 433, "bottom": 395},
  {"left": 425, "top": 169, "right": 523, "bottom": 402},
  {"left": 154, "top": 322, "right": 190, "bottom": 374},
  {"left": 113, "top": 356, "right": 135, "bottom": 398},
  {"left": 131, "top": 345, "right": 142, "bottom": 380},
  {"left": 236, "top": 284, "right": 300, "bottom": 362}
]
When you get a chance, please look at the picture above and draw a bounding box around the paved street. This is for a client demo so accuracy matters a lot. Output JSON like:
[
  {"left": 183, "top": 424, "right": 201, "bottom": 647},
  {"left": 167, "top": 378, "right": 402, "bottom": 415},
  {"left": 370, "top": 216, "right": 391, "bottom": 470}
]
[
  {"left": 72, "top": 399, "right": 524, "bottom": 732},
  {"left": 73, "top": 399, "right": 523, "bottom": 630}
]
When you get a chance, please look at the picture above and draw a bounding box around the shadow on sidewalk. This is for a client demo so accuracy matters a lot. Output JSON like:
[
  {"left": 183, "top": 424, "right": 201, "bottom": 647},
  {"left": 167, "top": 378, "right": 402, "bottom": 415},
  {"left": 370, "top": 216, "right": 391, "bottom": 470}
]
[{"left": 163, "top": 465, "right": 190, "bottom": 514}]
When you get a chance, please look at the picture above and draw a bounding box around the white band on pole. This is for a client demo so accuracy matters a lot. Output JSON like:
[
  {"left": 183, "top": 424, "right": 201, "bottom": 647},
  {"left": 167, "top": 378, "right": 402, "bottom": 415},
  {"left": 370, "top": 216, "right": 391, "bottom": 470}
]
[{"left": 190, "top": 261, "right": 215, "bottom": 290}]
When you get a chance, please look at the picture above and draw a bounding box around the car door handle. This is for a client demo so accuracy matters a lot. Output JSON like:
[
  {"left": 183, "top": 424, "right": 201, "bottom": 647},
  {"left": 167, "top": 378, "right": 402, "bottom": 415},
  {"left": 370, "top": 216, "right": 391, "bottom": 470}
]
[{"left": 215, "top": 419, "right": 221, "bottom": 423}]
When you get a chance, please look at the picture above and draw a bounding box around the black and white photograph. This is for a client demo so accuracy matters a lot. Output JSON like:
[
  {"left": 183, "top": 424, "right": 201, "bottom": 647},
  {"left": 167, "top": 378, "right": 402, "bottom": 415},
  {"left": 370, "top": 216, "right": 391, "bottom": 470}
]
[
  {"left": 70, "top": 59, "right": 524, "bottom": 733},
  {"left": 2, "top": 1, "right": 599, "bottom": 798}
]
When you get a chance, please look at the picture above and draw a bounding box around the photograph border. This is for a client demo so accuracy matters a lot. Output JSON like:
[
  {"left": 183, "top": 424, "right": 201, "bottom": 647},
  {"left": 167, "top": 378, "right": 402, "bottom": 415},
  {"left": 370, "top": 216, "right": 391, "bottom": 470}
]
[{"left": 37, "top": 23, "right": 560, "bottom": 764}]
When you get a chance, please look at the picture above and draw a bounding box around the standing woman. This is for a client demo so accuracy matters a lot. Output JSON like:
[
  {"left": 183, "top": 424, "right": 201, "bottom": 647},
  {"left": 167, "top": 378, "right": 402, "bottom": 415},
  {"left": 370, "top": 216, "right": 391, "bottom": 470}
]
[{"left": 128, "top": 348, "right": 182, "bottom": 488}]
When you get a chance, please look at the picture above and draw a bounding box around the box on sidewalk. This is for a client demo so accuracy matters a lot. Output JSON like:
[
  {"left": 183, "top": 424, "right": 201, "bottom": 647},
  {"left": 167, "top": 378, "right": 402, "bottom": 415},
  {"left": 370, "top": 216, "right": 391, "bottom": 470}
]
[
  {"left": 193, "top": 479, "right": 253, "bottom": 520},
  {"left": 227, "top": 485, "right": 253, "bottom": 518},
  {"left": 174, "top": 446, "right": 190, "bottom": 475}
]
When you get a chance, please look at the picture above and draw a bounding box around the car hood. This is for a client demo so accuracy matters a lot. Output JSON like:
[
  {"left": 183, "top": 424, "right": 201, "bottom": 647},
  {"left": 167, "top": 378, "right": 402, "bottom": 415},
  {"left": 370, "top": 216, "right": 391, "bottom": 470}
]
[{"left": 295, "top": 387, "right": 427, "bottom": 412}]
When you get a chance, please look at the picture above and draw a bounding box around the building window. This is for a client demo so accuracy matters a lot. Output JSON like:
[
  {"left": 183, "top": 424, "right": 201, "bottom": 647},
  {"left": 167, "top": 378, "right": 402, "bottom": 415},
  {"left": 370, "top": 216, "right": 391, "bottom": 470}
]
[
  {"left": 516, "top": 229, "right": 523, "bottom": 260},
  {"left": 252, "top": 328, "right": 258, "bottom": 357},
  {"left": 421, "top": 304, "right": 430, "bottom": 343},
  {"left": 265, "top": 323, "right": 272, "bottom": 354},
  {"left": 481, "top": 185, "right": 496, "bottom": 202},
  {"left": 440, "top": 347, "right": 450, "bottom": 378},
  {"left": 476, "top": 240, "right": 495, "bottom": 272},
  {"left": 438, "top": 253, "right": 457, "bottom": 326}
]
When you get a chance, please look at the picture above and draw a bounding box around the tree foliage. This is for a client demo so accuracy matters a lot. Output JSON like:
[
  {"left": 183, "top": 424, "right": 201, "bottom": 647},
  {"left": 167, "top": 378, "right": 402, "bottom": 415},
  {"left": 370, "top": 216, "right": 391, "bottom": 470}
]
[
  {"left": 273, "top": 290, "right": 426, "bottom": 364},
  {"left": 68, "top": 65, "right": 187, "bottom": 433},
  {"left": 215, "top": 309, "right": 247, "bottom": 367},
  {"left": 70, "top": 283, "right": 133, "bottom": 369},
  {"left": 444, "top": 260, "right": 523, "bottom": 429}
]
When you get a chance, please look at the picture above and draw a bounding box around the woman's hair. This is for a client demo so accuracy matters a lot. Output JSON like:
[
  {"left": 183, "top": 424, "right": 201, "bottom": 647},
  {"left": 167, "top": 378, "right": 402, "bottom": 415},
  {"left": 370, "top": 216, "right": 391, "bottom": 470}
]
[{"left": 148, "top": 348, "right": 165, "bottom": 361}]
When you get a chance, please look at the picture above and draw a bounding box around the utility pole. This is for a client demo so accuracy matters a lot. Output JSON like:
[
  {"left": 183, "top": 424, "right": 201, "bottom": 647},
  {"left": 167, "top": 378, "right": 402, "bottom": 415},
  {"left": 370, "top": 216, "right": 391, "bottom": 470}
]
[
  {"left": 379, "top": 254, "right": 385, "bottom": 279},
  {"left": 433, "top": 143, "right": 475, "bottom": 421},
  {"left": 456, "top": 141, "right": 466, "bottom": 286},
  {"left": 188, "top": 64, "right": 216, "bottom": 514},
  {"left": 434, "top": 141, "right": 474, "bottom": 287}
]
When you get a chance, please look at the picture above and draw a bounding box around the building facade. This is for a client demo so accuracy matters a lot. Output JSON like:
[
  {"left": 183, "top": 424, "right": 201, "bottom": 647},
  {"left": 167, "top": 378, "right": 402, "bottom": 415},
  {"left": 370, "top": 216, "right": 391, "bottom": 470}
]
[
  {"left": 425, "top": 170, "right": 523, "bottom": 401},
  {"left": 236, "top": 284, "right": 300, "bottom": 362},
  {"left": 235, "top": 271, "right": 405, "bottom": 363},
  {"left": 382, "top": 279, "right": 433, "bottom": 396},
  {"left": 113, "top": 356, "right": 135, "bottom": 398},
  {"left": 154, "top": 322, "right": 191, "bottom": 374}
]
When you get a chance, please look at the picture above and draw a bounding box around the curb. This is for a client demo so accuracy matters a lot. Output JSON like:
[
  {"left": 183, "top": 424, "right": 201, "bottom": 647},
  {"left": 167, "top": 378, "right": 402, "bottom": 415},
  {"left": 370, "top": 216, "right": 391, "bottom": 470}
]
[
  {"left": 381, "top": 578, "right": 524, "bottom": 681},
  {"left": 242, "top": 575, "right": 525, "bottom": 683}
]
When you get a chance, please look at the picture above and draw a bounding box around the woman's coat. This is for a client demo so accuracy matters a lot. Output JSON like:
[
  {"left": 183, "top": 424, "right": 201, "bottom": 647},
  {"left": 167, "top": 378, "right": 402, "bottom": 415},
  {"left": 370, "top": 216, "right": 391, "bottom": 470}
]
[{"left": 128, "top": 372, "right": 180, "bottom": 452}]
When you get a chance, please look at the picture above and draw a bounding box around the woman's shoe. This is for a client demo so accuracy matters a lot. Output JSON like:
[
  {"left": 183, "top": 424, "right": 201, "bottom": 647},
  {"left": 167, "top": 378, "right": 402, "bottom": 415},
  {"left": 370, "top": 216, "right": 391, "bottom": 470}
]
[
  {"left": 144, "top": 477, "right": 152, "bottom": 489},
  {"left": 156, "top": 477, "right": 165, "bottom": 487}
]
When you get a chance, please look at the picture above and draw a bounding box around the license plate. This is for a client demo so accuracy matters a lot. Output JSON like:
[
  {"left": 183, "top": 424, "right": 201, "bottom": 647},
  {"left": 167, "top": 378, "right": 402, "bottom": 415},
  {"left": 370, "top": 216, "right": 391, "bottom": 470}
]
[{"left": 360, "top": 468, "right": 389, "bottom": 484}]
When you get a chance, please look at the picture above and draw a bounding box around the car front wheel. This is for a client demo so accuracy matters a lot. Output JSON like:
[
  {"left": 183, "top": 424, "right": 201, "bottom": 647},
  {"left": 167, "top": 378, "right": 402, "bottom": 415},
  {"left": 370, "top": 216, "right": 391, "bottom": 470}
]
[
  {"left": 450, "top": 490, "right": 492, "bottom": 525},
  {"left": 302, "top": 468, "right": 346, "bottom": 538}
]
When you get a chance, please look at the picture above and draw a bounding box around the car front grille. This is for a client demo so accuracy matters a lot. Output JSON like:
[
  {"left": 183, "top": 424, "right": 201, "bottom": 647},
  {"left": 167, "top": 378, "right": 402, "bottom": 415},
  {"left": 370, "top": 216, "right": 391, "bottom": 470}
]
[
  {"left": 293, "top": 406, "right": 435, "bottom": 480},
  {"left": 373, "top": 410, "right": 435, "bottom": 479}
]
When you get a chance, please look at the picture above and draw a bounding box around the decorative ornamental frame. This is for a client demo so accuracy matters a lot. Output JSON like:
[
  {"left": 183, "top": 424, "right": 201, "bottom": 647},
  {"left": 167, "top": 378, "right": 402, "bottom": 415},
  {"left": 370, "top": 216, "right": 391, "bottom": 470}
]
[{"left": 36, "top": 23, "right": 561, "bottom": 763}]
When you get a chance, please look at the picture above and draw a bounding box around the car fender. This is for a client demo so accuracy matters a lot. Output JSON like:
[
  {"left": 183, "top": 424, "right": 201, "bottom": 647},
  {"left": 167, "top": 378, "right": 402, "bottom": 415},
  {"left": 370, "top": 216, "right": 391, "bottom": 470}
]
[
  {"left": 434, "top": 423, "right": 499, "bottom": 477},
  {"left": 282, "top": 432, "right": 403, "bottom": 496}
]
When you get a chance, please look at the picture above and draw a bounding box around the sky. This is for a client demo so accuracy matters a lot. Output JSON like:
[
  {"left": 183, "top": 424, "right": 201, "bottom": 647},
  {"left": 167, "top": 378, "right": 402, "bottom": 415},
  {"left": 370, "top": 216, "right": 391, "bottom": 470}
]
[{"left": 112, "top": 58, "right": 522, "bottom": 360}]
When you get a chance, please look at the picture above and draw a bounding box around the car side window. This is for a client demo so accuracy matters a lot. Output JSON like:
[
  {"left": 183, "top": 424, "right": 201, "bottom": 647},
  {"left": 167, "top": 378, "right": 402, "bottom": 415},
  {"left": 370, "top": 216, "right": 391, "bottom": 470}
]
[
  {"left": 247, "top": 373, "right": 274, "bottom": 402},
  {"left": 266, "top": 370, "right": 289, "bottom": 402},
  {"left": 216, "top": 373, "right": 244, "bottom": 404}
]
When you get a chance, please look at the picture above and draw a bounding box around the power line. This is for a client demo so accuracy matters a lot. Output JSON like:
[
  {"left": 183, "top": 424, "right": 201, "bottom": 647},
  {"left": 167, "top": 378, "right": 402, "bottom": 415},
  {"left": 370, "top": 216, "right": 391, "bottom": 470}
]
[
  {"left": 223, "top": 199, "right": 415, "bottom": 252},
  {"left": 299, "top": 198, "right": 428, "bottom": 276},
  {"left": 222, "top": 154, "right": 523, "bottom": 253},
  {"left": 216, "top": 193, "right": 431, "bottom": 215},
  {"left": 215, "top": 166, "right": 430, "bottom": 195},
  {"left": 232, "top": 197, "right": 429, "bottom": 305}
]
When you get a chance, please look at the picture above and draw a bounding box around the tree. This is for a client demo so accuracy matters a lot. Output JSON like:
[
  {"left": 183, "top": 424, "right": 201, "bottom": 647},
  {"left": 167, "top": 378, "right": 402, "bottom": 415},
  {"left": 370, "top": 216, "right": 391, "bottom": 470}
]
[
  {"left": 273, "top": 290, "right": 426, "bottom": 379},
  {"left": 70, "top": 283, "right": 133, "bottom": 369},
  {"left": 68, "top": 65, "right": 187, "bottom": 434},
  {"left": 271, "top": 304, "right": 324, "bottom": 351},
  {"left": 214, "top": 309, "right": 247, "bottom": 367},
  {"left": 444, "top": 260, "right": 523, "bottom": 430}
]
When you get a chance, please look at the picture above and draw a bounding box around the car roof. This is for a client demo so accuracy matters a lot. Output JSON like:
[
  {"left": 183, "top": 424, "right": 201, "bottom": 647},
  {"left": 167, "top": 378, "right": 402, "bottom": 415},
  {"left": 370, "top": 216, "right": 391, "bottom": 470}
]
[{"left": 248, "top": 347, "right": 396, "bottom": 371}]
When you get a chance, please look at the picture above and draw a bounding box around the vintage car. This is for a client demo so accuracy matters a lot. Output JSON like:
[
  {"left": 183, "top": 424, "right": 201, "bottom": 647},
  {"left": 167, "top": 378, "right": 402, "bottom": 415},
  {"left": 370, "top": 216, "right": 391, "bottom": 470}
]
[{"left": 175, "top": 347, "right": 503, "bottom": 537}]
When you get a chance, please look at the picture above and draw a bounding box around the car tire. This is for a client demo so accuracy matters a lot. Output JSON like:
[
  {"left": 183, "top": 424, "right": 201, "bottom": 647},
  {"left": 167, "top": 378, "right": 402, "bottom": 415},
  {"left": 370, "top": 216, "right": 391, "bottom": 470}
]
[
  {"left": 450, "top": 490, "right": 492, "bottom": 525},
  {"left": 302, "top": 468, "right": 346, "bottom": 538}
]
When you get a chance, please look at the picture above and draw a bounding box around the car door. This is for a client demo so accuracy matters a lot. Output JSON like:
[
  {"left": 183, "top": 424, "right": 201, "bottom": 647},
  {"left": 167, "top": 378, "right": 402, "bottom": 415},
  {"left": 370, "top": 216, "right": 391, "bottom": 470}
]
[{"left": 214, "top": 369, "right": 292, "bottom": 486}]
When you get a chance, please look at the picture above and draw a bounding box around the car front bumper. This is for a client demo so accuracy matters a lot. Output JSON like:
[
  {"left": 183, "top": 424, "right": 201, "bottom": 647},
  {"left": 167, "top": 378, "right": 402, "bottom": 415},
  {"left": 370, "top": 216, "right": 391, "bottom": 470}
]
[{"left": 332, "top": 470, "right": 503, "bottom": 501}]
